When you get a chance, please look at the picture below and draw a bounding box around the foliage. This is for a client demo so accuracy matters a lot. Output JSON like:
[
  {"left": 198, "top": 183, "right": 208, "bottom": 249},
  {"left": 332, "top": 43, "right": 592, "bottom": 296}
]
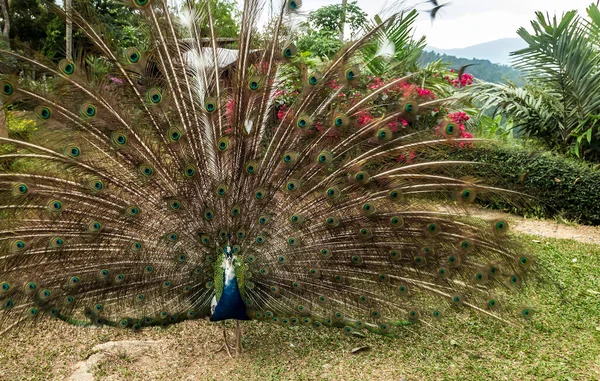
[
  {"left": 418, "top": 50, "right": 522, "bottom": 84},
  {"left": 6, "top": 0, "right": 58, "bottom": 51},
  {"left": 441, "top": 143, "right": 600, "bottom": 225},
  {"left": 466, "top": 4, "right": 600, "bottom": 161},
  {"left": 42, "top": 0, "right": 148, "bottom": 59},
  {"left": 361, "top": 10, "right": 426, "bottom": 77},
  {"left": 296, "top": 1, "right": 367, "bottom": 59},
  {"left": 190, "top": 0, "right": 240, "bottom": 39}
]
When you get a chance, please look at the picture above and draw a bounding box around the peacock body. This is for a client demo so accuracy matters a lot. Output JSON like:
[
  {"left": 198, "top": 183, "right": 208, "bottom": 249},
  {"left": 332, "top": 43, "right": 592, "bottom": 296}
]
[{"left": 0, "top": 0, "right": 532, "bottom": 339}]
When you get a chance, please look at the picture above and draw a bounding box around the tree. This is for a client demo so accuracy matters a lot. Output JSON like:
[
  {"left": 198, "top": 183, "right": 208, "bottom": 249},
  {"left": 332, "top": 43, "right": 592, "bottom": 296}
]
[
  {"left": 467, "top": 4, "right": 600, "bottom": 161},
  {"left": 8, "top": 0, "right": 57, "bottom": 51},
  {"left": 296, "top": 1, "right": 367, "bottom": 59}
]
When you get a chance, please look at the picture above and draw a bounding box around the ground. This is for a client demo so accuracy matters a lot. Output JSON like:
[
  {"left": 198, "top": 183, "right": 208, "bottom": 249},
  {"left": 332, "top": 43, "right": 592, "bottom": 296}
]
[{"left": 1, "top": 209, "right": 599, "bottom": 380}]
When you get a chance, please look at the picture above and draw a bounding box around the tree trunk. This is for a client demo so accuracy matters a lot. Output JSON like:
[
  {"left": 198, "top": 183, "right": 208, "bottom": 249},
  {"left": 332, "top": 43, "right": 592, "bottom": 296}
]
[
  {"left": 339, "top": 0, "right": 347, "bottom": 42},
  {"left": 66, "top": 0, "right": 72, "bottom": 60},
  {"left": 0, "top": 0, "right": 9, "bottom": 138},
  {"left": 0, "top": 0, "right": 9, "bottom": 44}
]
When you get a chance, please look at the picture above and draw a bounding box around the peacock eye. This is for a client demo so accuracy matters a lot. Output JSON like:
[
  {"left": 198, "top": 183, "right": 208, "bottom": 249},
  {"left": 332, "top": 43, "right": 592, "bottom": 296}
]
[
  {"left": 309, "top": 75, "right": 319, "bottom": 85},
  {"left": 2, "top": 82, "right": 13, "bottom": 95},
  {"left": 169, "top": 128, "right": 182, "bottom": 142},
  {"left": 184, "top": 166, "right": 196, "bottom": 177}
]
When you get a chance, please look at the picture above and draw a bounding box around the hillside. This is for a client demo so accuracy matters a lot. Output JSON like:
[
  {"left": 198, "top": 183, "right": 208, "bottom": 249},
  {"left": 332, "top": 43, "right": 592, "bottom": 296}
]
[
  {"left": 418, "top": 50, "right": 522, "bottom": 84},
  {"left": 428, "top": 38, "right": 527, "bottom": 65}
]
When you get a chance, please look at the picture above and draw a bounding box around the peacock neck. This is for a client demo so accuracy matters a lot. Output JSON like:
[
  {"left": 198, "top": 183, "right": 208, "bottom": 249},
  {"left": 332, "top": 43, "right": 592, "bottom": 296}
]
[{"left": 210, "top": 246, "right": 249, "bottom": 321}]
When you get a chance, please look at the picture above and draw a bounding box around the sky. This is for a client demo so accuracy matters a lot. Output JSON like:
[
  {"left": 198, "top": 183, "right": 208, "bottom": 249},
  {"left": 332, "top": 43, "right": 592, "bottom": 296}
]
[{"left": 298, "top": 0, "right": 597, "bottom": 48}]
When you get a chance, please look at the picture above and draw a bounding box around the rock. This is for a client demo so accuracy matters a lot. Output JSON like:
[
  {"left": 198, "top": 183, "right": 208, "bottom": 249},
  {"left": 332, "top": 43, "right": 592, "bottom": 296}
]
[{"left": 69, "top": 340, "right": 162, "bottom": 381}]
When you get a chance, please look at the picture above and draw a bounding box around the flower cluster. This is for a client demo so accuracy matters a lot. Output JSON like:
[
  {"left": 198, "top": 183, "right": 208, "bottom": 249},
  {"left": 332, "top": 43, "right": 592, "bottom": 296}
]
[
  {"left": 445, "top": 71, "right": 474, "bottom": 88},
  {"left": 435, "top": 111, "right": 474, "bottom": 147}
]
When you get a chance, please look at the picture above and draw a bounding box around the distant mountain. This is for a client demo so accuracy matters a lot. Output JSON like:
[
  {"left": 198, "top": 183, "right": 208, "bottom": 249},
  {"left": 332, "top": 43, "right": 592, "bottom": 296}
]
[
  {"left": 418, "top": 51, "right": 522, "bottom": 85},
  {"left": 428, "top": 38, "right": 528, "bottom": 65}
]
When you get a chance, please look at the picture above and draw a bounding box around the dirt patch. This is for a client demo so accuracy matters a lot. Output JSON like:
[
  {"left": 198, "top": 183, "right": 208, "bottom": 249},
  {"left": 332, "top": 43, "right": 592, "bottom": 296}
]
[
  {"left": 465, "top": 207, "right": 600, "bottom": 244},
  {"left": 69, "top": 340, "right": 162, "bottom": 380}
]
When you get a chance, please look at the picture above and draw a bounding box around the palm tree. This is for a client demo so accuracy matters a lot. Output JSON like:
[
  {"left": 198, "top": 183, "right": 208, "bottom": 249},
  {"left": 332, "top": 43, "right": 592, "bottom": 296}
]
[{"left": 467, "top": 4, "right": 600, "bottom": 160}]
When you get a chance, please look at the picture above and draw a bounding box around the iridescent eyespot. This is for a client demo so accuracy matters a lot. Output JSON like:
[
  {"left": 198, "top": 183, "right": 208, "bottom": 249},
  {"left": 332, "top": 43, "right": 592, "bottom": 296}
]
[
  {"left": 168, "top": 127, "right": 183, "bottom": 142},
  {"left": 144, "top": 265, "right": 154, "bottom": 274},
  {"left": 115, "top": 273, "right": 124, "bottom": 283},
  {"left": 256, "top": 235, "right": 265, "bottom": 244},
  {"left": 283, "top": 44, "right": 296, "bottom": 59},
  {"left": 131, "top": 241, "right": 142, "bottom": 251},
  {"left": 258, "top": 215, "right": 269, "bottom": 225},
  {"left": 1, "top": 282, "right": 10, "bottom": 292},
  {"left": 98, "top": 269, "right": 109, "bottom": 278},
  {"left": 203, "top": 208, "right": 214, "bottom": 220},
  {"left": 237, "top": 230, "right": 246, "bottom": 239},
  {"left": 167, "top": 232, "right": 178, "bottom": 242},
  {"left": 345, "top": 68, "right": 356, "bottom": 81},
  {"left": 376, "top": 128, "right": 392, "bottom": 142},
  {"left": 245, "top": 161, "right": 258, "bottom": 174},
  {"left": 88, "top": 221, "right": 102, "bottom": 232},
  {"left": 134, "top": 0, "right": 149, "bottom": 7},
  {"left": 162, "top": 281, "right": 171, "bottom": 288},
  {"left": 359, "top": 228, "right": 372, "bottom": 238},
  {"left": 139, "top": 164, "right": 154, "bottom": 177},
  {"left": 286, "top": 180, "right": 299, "bottom": 191},
  {"left": 65, "top": 146, "right": 80, "bottom": 158},
  {"left": 248, "top": 77, "right": 261, "bottom": 91},
  {"left": 205, "top": 100, "right": 216, "bottom": 113},
  {"left": 80, "top": 103, "right": 97, "bottom": 118},
  {"left": 89, "top": 179, "right": 104, "bottom": 191},
  {"left": 184, "top": 165, "right": 196, "bottom": 177},
  {"left": 11, "top": 240, "right": 26, "bottom": 251},
  {"left": 390, "top": 216, "right": 403, "bottom": 227},
  {"left": 147, "top": 88, "right": 162, "bottom": 104},
  {"left": 325, "top": 216, "right": 339, "bottom": 227},
  {"left": 47, "top": 200, "right": 63, "bottom": 212},
  {"left": 254, "top": 189, "right": 266, "bottom": 200},
  {"left": 282, "top": 151, "right": 298, "bottom": 165},
  {"left": 288, "top": 0, "right": 301, "bottom": 10},
  {"left": 493, "top": 220, "right": 509, "bottom": 234},
  {"left": 127, "top": 205, "right": 140, "bottom": 216},
  {"left": 317, "top": 151, "right": 332, "bottom": 164},
  {"left": 35, "top": 106, "right": 52, "bottom": 120},
  {"left": 308, "top": 74, "right": 319, "bottom": 85},
  {"left": 59, "top": 59, "right": 75, "bottom": 75},
  {"left": 231, "top": 206, "right": 241, "bottom": 216},
  {"left": 325, "top": 186, "right": 340, "bottom": 199},
  {"left": 1, "top": 80, "right": 14, "bottom": 96},
  {"left": 169, "top": 200, "right": 182, "bottom": 210},
  {"left": 126, "top": 47, "right": 141, "bottom": 63},
  {"left": 217, "top": 136, "right": 230, "bottom": 151}
]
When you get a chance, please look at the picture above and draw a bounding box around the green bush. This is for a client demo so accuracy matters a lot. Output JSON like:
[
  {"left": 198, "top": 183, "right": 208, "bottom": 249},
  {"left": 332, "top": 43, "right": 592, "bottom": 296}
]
[{"left": 444, "top": 144, "right": 600, "bottom": 225}]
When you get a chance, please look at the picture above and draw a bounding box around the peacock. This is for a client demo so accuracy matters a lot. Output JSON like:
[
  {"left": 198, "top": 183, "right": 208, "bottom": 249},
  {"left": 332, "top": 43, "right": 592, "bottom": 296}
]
[{"left": 0, "top": 0, "right": 533, "bottom": 356}]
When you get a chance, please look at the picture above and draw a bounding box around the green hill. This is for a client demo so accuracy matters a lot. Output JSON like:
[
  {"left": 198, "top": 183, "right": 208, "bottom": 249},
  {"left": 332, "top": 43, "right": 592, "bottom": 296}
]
[{"left": 418, "top": 50, "right": 522, "bottom": 84}]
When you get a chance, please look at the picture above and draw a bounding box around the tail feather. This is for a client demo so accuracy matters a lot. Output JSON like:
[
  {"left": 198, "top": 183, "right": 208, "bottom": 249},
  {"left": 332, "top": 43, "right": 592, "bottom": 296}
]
[{"left": 0, "top": 0, "right": 533, "bottom": 335}]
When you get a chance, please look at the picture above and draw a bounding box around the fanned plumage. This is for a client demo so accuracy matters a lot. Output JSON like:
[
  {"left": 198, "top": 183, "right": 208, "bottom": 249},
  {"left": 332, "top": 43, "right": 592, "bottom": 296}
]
[{"left": 0, "top": 0, "right": 533, "bottom": 337}]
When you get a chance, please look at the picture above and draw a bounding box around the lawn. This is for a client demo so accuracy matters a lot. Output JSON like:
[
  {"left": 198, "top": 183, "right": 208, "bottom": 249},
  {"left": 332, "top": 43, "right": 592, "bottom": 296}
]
[{"left": 0, "top": 235, "right": 598, "bottom": 380}]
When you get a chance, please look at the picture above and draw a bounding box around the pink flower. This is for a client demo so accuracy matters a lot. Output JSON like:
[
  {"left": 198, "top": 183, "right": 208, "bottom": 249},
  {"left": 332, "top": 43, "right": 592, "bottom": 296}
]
[
  {"left": 277, "top": 104, "right": 288, "bottom": 120},
  {"left": 401, "top": 119, "right": 409, "bottom": 127},
  {"left": 357, "top": 111, "right": 374, "bottom": 126}
]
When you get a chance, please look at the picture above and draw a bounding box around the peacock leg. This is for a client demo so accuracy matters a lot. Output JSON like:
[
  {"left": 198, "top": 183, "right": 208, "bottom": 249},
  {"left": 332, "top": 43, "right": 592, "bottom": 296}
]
[
  {"left": 217, "top": 321, "right": 234, "bottom": 359},
  {"left": 235, "top": 320, "right": 242, "bottom": 355}
]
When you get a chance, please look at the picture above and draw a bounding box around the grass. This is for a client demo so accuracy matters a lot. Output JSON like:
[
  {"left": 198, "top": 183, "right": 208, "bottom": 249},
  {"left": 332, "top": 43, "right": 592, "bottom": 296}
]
[{"left": 0, "top": 235, "right": 599, "bottom": 380}]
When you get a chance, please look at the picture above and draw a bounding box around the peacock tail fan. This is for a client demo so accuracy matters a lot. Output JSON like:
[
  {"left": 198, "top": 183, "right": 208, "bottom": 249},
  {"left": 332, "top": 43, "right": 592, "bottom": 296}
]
[{"left": 0, "top": 0, "right": 533, "bottom": 336}]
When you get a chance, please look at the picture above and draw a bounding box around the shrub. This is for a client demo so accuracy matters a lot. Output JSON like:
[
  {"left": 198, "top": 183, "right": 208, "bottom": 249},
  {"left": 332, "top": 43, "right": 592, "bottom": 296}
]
[{"left": 443, "top": 144, "right": 600, "bottom": 225}]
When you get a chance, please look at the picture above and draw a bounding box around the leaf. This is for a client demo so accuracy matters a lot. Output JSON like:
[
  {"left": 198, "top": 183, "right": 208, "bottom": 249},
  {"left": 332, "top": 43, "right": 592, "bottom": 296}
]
[{"left": 351, "top": 345, "right": 370, "bottom": 354}]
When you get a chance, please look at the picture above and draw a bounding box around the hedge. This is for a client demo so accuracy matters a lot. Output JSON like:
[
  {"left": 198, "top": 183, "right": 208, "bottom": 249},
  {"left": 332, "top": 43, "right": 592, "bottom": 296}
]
[{"left": 442, "top": 144, "right": 600, "bottom": 225}]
